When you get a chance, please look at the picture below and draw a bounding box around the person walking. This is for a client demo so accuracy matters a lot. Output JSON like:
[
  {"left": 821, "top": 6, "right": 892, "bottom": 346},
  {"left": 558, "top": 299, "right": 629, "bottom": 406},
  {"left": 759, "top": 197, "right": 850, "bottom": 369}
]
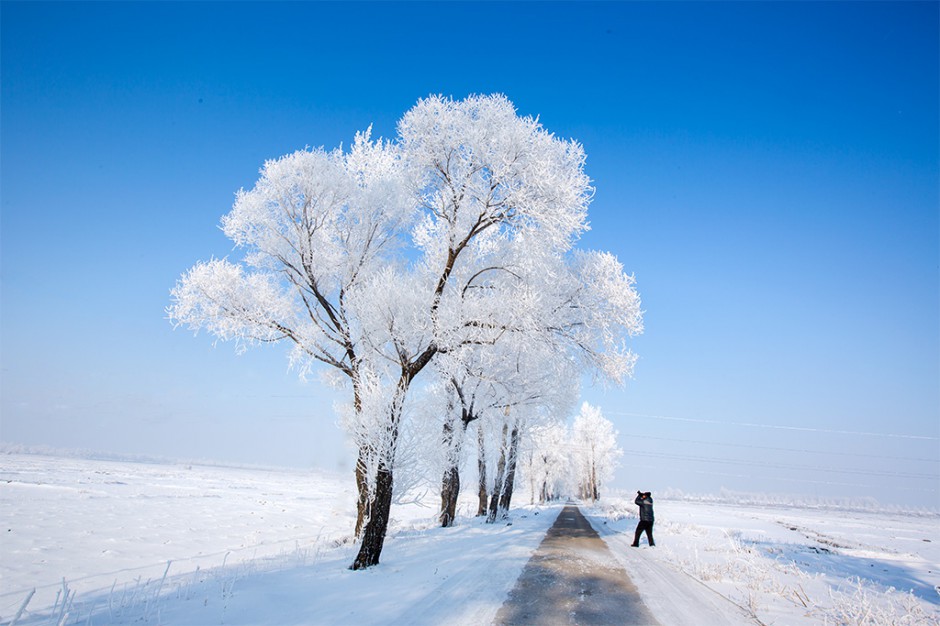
[{"left": 631, "top": 491, "right": 655, "bottom": 547}]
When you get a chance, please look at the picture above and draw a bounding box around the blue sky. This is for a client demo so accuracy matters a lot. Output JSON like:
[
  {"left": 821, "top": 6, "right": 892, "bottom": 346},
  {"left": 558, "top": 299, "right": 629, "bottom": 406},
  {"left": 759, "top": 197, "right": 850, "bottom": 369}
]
[{"left": 2, "top": 2, "right": 937, "bottom": 507}]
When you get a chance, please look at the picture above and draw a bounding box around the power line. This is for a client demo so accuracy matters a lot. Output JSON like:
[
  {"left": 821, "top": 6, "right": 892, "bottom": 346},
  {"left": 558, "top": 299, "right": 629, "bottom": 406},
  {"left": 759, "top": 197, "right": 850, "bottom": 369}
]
[
  {"left": 624, "top": 463, "right": 940, "bottom": 494},
  {"left": 625, "top": 433, "right": 940, "bottom": 464},
  {"left": 620, "top": 448, "right": 938, "bottom": 481},
  {"left": 607, "top": 411, "right": 939, "bottom": 441}
]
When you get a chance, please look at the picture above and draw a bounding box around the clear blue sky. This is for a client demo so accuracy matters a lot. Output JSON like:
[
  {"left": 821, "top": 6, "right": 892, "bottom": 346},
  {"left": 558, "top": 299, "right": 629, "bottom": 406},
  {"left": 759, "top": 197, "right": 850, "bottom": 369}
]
[{"left": 2, "top": 2, "right": 937, "bottom": 507}]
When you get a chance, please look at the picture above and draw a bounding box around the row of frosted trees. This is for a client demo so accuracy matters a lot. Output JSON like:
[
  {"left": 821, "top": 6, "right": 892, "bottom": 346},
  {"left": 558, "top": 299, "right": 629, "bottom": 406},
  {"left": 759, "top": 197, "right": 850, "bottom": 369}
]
[
  {"left": 169, "top": 95, "right": 642, "bottom": 569},
  {"left": 523, "top": 402, "right": 624, "bottom": 505}
]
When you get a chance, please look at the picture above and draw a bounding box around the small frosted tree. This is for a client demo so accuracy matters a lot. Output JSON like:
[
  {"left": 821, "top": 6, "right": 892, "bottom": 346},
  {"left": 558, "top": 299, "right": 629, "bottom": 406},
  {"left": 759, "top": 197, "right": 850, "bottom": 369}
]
[
  {"left": 571, "top": 402, "right": 622, "bottom": 501},
  {"left": 435, "top": 362, "right": 489, "bottom": 527},
  {"left": 523, "top": 421, "right": 574, "bottom": 503},
  {"left": 435, "top": 333, "right": 579, "bottom": 525}
]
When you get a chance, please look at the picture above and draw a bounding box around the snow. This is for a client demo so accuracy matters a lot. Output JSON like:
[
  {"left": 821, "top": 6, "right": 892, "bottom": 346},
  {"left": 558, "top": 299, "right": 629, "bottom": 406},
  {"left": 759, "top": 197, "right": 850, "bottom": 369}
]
[
  {"left": 0, "top": 454, "right": 554, "bottom": 625},
  {"left": 586, "top": 497, "right": 940, "bottom": 625},
  {"left": 2, "top": 453, "right": 937, "bottom": 625}
]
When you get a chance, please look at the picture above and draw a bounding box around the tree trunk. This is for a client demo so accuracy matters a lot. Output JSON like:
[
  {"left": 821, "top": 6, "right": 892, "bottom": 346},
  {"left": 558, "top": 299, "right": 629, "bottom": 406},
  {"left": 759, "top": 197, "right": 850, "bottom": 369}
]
[
  {"left": 354, "top": 451, "right": 371, "bottom": 537},
  {"left": 351, "top": 462, "right": 393, "bottom": 570},
  {"left": 439, "top": 417, "right": 459, "bottom": 527},
  {"left": 441, "top": 401, "right": 479, "bottom": 527},
  {"left": 350, "top": 378, "right": 408, "bottom": 570},
  {"left": 528, "top": 454, "right": 536, "bottom": 506},
  {"left": 498, "top": 426, "right": 520, "bottom": 514},
  {"left": 351, "top": 383, "right": 371, "bottom": 538},
  {"left": 476, "top": 424, "right": 488, "bottom": 517},
  {"left": 487, "top": 424, "right": 509, "bottom": 523},
  {"left": 440, "top": 464, "right": 460, "bottom": 527},
  {"left": 591, "top": 462, "right": 599, "bottom": 501}
]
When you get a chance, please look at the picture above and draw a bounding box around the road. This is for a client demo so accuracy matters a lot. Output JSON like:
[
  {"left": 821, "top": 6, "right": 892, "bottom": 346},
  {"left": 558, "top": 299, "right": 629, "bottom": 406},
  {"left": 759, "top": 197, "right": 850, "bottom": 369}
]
[{"left": 494, "top": 505, "right": 660, "bottom": 625}]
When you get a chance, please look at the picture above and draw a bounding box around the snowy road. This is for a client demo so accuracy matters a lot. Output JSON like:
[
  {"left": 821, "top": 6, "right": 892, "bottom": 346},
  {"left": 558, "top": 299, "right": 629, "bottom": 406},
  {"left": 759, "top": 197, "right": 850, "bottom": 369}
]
[{"left": 495, "top": 505, "right": 659, "bottom": 625}]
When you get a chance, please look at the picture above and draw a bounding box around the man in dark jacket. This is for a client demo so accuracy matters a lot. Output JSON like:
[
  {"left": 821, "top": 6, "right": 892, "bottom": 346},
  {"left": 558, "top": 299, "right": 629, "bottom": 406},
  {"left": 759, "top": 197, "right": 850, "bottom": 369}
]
[{"left": 631, "top": 491, "right": 655, "bottom": 547}]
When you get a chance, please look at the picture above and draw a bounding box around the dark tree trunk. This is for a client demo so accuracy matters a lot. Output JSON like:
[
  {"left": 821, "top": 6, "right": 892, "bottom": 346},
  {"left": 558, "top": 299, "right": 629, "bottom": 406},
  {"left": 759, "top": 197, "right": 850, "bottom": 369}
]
[
  {"left": 349, "top": 374, "right": 416, "bottom": 570},
  {"left": 441, "top": 393, "right": 481, "bottom": 527},
  {"left": 487, "top": 424, "right": 509, "bottom": 523},
  {"left": 354, "top": 451, "right": 371, "bottom": 537},
  {"left": 476, "top": 425, "right": 488, "bottom": 517},
  {"left": 498, "top": 426, "right": 520, "bottom": 513},
  {"left": 440, "top": 464, "right": 460, "bottom": 527},
  {"left": 539, "top": 454, "right": 551, "bottom": 503},
  {"left": 351, "top": 384, "right": 371, "bottom": 538},
  {"left": 439, "top": 417, "right": 459, "bottom": 527},
  {"left": 591, "top": 462, "right": 599, "bottom": 501},
  {"left": 351, "top": 462, "right": 393, "bottom": 570}
]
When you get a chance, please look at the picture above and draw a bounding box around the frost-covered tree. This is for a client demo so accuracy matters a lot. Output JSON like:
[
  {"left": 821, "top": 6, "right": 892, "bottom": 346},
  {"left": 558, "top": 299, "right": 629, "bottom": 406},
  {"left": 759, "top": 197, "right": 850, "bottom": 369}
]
[
  {"left": 523, "top": 421, "right": 574, "bottom": 503},
  {"left": 169, "top": 94, "right": 642, "bottom": 570},
  {"left": 167, "top": 131, "right": 410, "bottom": 539},
  {"left": 571, "top": 402, "right": 622, "bottom": 501},
  {"left": 494, "top": 353, "right": 578, "bottom": 521},
  {"left": 435, "top": 335, "right": 578, "bottom": 525},
  {"left": 436, "top": 367, "right": 486, "bottom": 527},
  {"left": 344, "top": 95, "right": 605, "bottom": 567}
]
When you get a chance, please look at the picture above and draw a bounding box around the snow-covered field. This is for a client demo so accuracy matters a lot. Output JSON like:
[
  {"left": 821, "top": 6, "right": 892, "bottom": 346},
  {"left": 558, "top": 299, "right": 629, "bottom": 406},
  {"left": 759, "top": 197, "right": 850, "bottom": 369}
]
[
  {"left": 587, "top": 498, "right": 940, "bottom": 625},
  {"left": 2, "top": 454, "right": 937, "bottom": 625}
]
